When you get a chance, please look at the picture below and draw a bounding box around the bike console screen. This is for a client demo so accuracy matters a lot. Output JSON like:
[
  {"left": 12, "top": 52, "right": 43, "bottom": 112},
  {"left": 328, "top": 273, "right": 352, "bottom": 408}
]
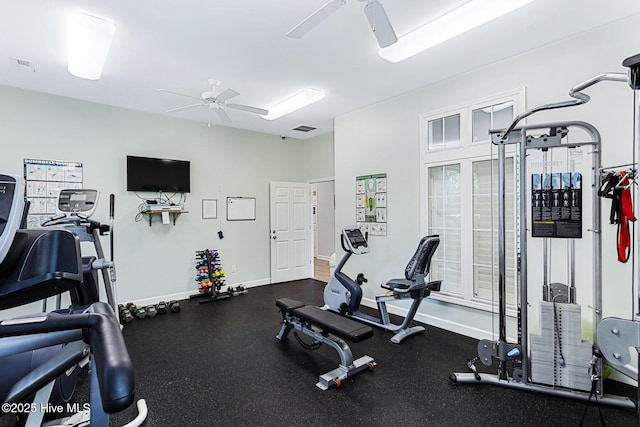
[{"left": 342, "top": 227, "right": 370, "bottom": 255}]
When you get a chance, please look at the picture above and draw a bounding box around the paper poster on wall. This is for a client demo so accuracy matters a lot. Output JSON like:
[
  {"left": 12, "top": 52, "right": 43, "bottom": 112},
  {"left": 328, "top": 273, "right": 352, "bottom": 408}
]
[
  {"left": 227, "top": 197, "right": 256, "bottom": 221},
  {"left": 356, "top": 173, "right": 387, "bottom": 236},
  {"left": 24, "top": 158, "right": 83, "bottom": 228},
  {"left": 202, "top": 199, "right": 218, "bottom": 219}
]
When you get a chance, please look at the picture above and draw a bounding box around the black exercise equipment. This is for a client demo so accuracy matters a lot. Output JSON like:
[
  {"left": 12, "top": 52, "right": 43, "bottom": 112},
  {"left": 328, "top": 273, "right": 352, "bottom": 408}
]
[
  {"left": 323, "top": 227, "right": 441, "bottom": 343},
  {"left": 276, "top": 298, "right": 375, "bottom": 390},
  {"left": 0, "top": 174, "right": 143, "bottom": 426}
]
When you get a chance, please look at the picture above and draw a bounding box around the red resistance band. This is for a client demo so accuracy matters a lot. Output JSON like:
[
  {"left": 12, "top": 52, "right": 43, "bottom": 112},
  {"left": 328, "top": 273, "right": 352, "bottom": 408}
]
[
  {"left": 599, "top": 171, "right": 637, "bottom": 263},
  {"left": 616, "top": 172, "right": 636, "bottom": 262}
]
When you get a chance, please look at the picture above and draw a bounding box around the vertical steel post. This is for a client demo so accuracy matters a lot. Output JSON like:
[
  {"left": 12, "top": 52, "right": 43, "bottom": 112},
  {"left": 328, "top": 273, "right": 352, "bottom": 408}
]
[{"left": 497, "top": 142, "right": 507, "bottom": 380}]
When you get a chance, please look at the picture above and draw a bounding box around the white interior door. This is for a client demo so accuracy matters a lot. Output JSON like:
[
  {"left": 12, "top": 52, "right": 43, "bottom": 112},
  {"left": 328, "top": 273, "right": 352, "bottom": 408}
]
[{"left": 270, "top": 181, "right": 312, "bottom": 283}]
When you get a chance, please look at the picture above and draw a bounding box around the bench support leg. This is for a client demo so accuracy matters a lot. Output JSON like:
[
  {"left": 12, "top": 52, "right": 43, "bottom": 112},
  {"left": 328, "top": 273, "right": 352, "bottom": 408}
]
[{"left": 277, "top": 315, "right": 376, "bottom": 390}]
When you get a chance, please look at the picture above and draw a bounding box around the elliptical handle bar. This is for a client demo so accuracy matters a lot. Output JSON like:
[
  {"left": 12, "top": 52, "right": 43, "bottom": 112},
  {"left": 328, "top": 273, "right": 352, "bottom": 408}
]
[{"left": 109, "top": 194, "right": 115, "bottom": 261}]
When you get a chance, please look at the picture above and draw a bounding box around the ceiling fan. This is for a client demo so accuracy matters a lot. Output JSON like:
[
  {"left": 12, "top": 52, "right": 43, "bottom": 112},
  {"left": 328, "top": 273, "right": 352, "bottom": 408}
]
[
  {"left": 287, "top": 0, "right": 397, "bottom": 48},
  {"left": 158, "top": 79, "right": 268, "bottom": 124}
]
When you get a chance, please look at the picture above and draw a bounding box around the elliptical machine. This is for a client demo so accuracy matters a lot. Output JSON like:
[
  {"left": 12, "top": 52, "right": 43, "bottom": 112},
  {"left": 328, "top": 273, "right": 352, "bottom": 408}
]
[
  {"left": 323, "top": 226, "right": 441, "bottom": 343},
  {"left": 40, "top": 189, "right": 117, "bottom": 312}
]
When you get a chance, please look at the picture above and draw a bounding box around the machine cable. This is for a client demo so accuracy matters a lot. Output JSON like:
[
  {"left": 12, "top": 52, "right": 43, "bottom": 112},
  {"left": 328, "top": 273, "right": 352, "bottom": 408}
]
[
  {"left": 292, "top": 331, "right": 323, "bottom": 350},
  {"left": 579, "top": 355, "right": 607, "bottom": 427}
]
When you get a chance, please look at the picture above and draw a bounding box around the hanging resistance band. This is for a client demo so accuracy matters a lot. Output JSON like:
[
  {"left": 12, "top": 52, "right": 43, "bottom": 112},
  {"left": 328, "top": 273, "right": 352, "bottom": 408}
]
[{"left": 598, "top": 170, "right": 636, "bottom": 262}]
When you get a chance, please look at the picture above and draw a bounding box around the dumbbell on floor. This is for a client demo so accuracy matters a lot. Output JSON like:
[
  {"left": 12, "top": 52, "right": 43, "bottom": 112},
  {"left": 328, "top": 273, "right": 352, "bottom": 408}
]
[
  {"left": 156, "top": 301, "right": 167, "bottom": 314},
  {"left": 146, "top": 305, "right": 158, "bottom": 318},
  {"left": 168, "top": 300, "right": 181, "bottom": 313},
  {"left": 118, "top": 304, "right": 134, "bottom": 323}
]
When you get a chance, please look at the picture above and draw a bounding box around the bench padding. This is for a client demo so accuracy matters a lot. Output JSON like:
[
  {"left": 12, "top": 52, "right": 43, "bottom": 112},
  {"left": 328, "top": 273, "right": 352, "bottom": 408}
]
[{"left": 276, "top": 298, "right": 373, "bottom": 343}]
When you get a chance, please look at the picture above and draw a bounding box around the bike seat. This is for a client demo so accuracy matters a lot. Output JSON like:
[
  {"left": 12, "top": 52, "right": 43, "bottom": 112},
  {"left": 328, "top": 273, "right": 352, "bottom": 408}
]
[{"left": 381, "top": 278, "right": 413, "bottom": 290}]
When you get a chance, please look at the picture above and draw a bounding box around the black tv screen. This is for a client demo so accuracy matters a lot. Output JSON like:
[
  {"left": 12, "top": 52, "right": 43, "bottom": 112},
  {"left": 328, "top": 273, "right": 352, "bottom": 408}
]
[{"left": 126, "top": 155, "right": 191, "bottom": 193}]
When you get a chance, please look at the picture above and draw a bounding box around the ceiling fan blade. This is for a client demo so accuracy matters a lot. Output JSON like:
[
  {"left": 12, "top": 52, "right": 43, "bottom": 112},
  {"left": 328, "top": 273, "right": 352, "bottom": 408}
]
[
  {"left": 363, "top": 0, "right": 397, "bottom": 48},
  {"left": 287, "top": 0, "right": 346, "bottom": 38},
  {"left": 226, "top": 103, "right": 268, "bottom": 116},
  {"left": 213, "top": 107, "right": 232, "bottom": 123},
  {"left": 166, "top": 103, "right": 204, "bottom": 113},
  {"left": 215, "top": 88, "right": 240, "bottom": 103},
  {"left": 158, "top": 88, "right": 202, "bottom": 102}
]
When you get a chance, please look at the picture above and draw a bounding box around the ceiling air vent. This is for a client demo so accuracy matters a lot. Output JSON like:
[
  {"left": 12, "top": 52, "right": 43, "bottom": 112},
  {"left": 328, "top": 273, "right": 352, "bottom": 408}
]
[
  {"left": 14, "top": 58, "right": 35, "bottom": 72},
  {"left": 291, "top": 125, "right": 317, "bottom": 133}
]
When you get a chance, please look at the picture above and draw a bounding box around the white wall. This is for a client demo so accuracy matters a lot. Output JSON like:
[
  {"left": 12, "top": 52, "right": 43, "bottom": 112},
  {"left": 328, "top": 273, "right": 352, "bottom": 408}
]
[
  {"left": 303, "top": 132, "right": 334, "bottom": 182},
  {"left": 334, "top": 14, "right": 640, "bottom": 340},
  {"left": 0, "top": 85, "right": 316, "bottom": 312},
  {"left": 304, "top": 132, "right": 336, "bottom": 260}
]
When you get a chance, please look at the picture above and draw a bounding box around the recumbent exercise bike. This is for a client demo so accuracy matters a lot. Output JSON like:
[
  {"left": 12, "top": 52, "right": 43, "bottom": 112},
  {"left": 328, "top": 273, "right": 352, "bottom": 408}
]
[{"left": 323, "top": 227, "right": 441, "bottom": 343}]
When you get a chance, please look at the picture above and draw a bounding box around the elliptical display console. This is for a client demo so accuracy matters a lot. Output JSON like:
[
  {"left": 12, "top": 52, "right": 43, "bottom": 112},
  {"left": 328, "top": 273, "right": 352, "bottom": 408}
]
[{"left": 57, "top": 189, "right": 99, "bottom": 216}]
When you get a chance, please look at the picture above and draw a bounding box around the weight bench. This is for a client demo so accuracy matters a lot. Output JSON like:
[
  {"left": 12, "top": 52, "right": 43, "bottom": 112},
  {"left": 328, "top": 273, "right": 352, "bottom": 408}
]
[{"left": 275, "top": 298, "right": 375, "bottom": 390}]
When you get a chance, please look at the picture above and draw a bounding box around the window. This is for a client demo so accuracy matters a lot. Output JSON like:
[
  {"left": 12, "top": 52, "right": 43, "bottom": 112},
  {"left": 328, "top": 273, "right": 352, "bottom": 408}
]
[
  {"left": 421, "top": 90, "right": 523, "bottom": 310},
  {"left": 472, "top": 101, "right": 514, "bottom": 143},
  {"left": 427, "top": 164, "right": 461, "bottom": 294},
  {"left": 472, "top": 158, "right": 516, "bottom": 305},
  {"left": 428, "top": 114, "right": 461, "bottom": 150}
]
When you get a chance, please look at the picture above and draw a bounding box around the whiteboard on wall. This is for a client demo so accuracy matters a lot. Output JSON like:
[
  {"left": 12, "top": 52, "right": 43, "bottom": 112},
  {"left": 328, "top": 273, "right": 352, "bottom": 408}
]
[{"left": 226, "top": 197, "right": 256, "bottom": 221}]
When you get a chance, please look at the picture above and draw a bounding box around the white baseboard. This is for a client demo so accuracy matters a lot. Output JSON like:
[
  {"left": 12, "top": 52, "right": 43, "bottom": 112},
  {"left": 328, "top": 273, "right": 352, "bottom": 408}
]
[
  {"left": 315, "top": 255, "right": 331, "bottom": 261},
  {"left": 121, "top": 277, "right": 271, "bottom": 307}
]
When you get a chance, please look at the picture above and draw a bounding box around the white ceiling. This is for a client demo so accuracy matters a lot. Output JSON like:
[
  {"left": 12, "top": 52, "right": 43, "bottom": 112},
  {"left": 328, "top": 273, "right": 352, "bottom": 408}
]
[{"left": 2, "top": 1, "right": 639, "bottom": 140}]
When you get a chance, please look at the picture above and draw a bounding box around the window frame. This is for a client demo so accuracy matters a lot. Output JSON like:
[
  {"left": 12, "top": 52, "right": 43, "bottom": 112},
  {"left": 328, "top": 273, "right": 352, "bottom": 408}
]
[{"left": 419, "top": 88, "right": 525, "bottom": 314}]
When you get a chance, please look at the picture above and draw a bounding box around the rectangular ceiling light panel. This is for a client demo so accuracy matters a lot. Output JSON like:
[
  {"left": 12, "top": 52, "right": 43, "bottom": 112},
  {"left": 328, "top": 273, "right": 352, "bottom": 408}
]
[
  {"left": 261, "top": 88, "right": 325, "bottom": 120},
  {"left": 378, "top": 0, "right": 535, "bottom": 63},
  {"left": 68, "top": 11, "right": 115, "bottom": 80}
]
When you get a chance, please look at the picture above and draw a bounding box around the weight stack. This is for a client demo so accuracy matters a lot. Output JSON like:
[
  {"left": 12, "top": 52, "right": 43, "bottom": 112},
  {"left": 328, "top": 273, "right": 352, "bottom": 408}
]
[{"left": 530, "top": 302, "right": 594, "bottom": 392}]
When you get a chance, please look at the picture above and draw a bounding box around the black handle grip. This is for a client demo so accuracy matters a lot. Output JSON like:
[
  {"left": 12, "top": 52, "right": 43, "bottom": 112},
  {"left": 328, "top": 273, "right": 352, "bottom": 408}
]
[
  {"left": 109, "top": 194, "right": 115, "bottom": 218},
  {"left": 87, "top": 308, "right": 135, "bottom": 413},
  {"left": 0, "top": 306, "right": 135, "bottom": 413}
]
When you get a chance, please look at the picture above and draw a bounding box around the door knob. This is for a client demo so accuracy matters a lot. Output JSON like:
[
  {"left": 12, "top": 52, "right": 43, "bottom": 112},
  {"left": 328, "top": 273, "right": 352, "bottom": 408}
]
[{"left": 272, "top": 235, "right": 277, "bottom": 240}]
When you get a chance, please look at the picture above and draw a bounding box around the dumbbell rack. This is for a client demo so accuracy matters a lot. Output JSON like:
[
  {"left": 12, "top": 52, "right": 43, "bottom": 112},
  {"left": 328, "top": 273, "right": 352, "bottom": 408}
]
[{"left": 190, "top": 249, "right": 247, "bottom": 304}]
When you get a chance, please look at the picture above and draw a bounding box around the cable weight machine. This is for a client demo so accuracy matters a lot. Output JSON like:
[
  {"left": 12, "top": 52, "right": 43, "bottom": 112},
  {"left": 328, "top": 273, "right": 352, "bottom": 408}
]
[{"left": 451, "top": 53, "right": 640, "bottom": 414}]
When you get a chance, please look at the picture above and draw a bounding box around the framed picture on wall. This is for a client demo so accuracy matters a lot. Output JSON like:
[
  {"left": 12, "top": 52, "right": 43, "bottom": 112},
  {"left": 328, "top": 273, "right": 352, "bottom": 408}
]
[{"left": 202, "top": 199, "right": 217, "bottom": 219}]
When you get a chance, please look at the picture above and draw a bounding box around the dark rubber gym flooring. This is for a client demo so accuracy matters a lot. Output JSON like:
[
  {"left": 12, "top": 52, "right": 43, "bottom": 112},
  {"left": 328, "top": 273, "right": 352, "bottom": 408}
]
[{"left": 87, "top": 279, "right": 637, "bottom": 426}]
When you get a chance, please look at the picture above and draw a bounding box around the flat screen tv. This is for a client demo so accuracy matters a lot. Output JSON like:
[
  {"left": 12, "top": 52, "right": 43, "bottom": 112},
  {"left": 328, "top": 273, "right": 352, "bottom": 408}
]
[{"left": 126, "top": 155, "right": 191, "bottom": 193}]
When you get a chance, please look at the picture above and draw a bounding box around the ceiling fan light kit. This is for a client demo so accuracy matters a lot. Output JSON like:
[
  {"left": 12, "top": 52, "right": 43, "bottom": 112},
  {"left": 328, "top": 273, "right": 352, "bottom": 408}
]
[
  {"left": 261, "top": 88, "right": 325, "bottom": 121},
  {"left": 67, "top": 11, "right": 115, "bottom": 80},
  {"left": 378, "top": 0, "right": 535, "bottom": 63}
]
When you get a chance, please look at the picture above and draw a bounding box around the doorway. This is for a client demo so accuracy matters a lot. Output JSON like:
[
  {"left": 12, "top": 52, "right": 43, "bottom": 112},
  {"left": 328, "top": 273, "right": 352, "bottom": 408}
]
[{"left": 310, "top": 180, "right": 335, "bottom": 282}]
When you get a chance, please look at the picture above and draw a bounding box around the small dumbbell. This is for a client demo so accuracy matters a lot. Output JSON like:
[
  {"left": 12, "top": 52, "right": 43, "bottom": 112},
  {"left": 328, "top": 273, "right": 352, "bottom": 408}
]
[
  {"left": 121, "top": 309, "right": 133, "bottom": 323},
  {"left": 169, "top": 300, "right": 181, "bottom": 313},
  {"left": 135, "top": 307, "right": 147, "bottom": 319},
  {"left": 126, "top": 302, "right": 137, "bottom": 313},
  {"left": 146, "top": 305, "right": 157, "bottom": 318},
  {"left": 156, "top": 301, "right": 167, "bottom": 314}
]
